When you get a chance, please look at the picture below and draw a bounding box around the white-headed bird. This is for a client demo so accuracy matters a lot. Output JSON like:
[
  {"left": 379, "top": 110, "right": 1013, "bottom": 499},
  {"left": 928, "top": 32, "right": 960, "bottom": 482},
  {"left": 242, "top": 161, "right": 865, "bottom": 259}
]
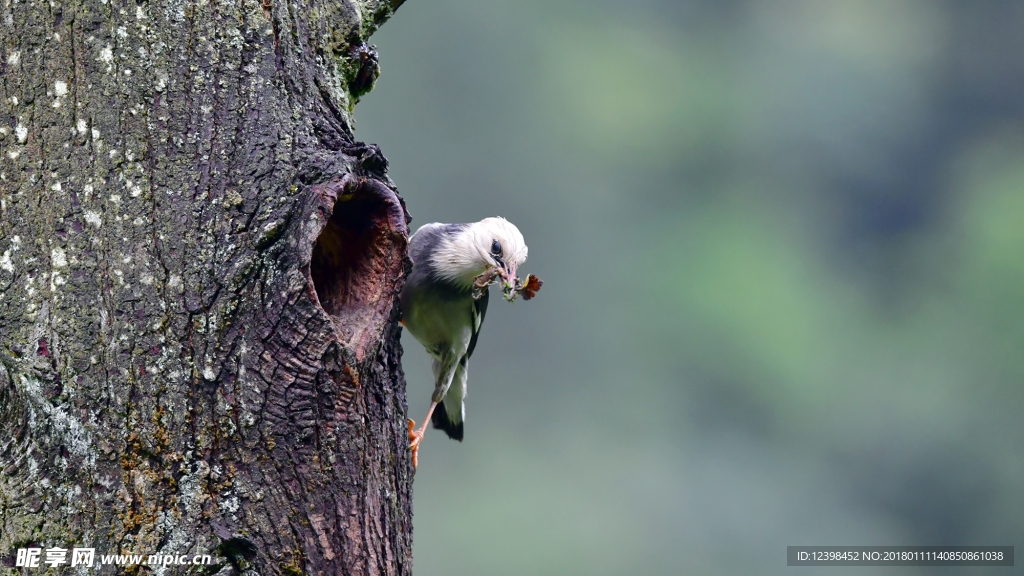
[{"left": 401, "top": 217, "right": 528, "bottom": 467}]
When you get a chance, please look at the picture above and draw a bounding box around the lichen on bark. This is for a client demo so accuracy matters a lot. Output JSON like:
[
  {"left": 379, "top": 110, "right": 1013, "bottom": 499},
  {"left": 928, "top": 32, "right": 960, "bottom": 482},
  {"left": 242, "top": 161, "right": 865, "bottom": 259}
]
[{"left": 1, "top": 1, "right": 413, "bottom": 574}]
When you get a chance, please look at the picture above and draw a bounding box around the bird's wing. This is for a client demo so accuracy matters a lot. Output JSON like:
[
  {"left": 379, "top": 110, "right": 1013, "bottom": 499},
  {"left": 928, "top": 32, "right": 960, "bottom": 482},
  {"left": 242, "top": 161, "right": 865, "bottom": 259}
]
[{"left": 466, "top": 287, "right": 488, "bottom": 358}]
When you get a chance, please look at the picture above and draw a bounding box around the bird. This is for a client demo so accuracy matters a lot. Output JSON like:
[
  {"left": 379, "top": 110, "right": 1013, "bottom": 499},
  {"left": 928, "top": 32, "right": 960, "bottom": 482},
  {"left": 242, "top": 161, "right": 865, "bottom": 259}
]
[{"left": 400, "top": 217, "right": 528, "bottom": 467}]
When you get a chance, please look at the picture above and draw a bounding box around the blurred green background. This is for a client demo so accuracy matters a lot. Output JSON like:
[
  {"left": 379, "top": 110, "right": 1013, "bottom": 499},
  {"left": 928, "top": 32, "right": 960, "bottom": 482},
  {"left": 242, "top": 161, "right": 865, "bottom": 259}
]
[{"left": 356, "top": 1, "right": 1024, "bottom": 574}]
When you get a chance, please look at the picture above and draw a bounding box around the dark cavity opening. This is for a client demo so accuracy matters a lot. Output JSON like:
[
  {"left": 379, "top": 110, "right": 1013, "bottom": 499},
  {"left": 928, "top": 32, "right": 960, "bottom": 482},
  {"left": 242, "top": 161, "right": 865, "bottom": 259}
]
[{"left": 310, "top": 178, "right": 407, "bottom": 358}]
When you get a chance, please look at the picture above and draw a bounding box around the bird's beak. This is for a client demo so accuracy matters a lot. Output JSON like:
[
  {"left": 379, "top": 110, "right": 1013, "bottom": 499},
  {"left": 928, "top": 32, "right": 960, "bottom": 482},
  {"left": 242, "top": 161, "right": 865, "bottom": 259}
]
[{"left": 502, "top": 263, "right": 517, "bottom": 290}]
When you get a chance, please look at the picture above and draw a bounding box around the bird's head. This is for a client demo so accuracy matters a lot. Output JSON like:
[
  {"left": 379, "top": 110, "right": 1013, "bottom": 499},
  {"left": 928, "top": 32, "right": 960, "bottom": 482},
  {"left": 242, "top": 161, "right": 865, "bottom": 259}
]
[{"left": 431, "top": 216, "right": 528, "bottom": 290}]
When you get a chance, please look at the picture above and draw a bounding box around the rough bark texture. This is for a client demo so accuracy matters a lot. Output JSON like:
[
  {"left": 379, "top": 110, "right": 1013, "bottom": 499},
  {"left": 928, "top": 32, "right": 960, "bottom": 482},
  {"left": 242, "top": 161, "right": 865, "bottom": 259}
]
[{"left": 0, "top": 1, "right": 413, "bottom": 574}]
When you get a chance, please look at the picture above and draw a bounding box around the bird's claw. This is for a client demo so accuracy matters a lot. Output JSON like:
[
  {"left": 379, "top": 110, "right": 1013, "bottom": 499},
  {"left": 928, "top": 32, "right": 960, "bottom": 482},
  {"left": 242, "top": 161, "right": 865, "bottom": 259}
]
[
  {"left": 408, "top": 418, "right": 425, "bottom": 447},
  {"left": 408, "top": 418, "right": 423, "bottom": 468}
]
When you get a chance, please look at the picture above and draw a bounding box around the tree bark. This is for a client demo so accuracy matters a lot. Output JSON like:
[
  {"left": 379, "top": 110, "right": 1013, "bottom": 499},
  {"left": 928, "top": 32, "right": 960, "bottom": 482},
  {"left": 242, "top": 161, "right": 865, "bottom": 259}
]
[{"left": 0, "top": 1, "right": 413, "bottom": 574}]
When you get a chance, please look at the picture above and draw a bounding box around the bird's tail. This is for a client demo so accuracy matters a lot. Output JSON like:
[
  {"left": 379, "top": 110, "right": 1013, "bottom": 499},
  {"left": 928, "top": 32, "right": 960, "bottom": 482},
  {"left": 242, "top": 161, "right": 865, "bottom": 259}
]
[{"left": 432, "top": 359, "right": 466, "bottom": 441}]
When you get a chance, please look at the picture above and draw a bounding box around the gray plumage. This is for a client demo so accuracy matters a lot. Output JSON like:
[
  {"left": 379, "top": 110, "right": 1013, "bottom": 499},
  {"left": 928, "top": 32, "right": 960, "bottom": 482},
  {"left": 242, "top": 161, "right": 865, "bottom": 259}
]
[{"left": 401, "top": 217, "right": 528, "bottom": 443}]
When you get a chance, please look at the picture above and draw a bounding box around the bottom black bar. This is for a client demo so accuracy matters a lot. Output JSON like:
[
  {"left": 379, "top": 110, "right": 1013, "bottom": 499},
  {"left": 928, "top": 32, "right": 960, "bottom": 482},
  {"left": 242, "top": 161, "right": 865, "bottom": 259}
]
[{"left": 787, "top": 546, "right": 1013, "bottom": 566}]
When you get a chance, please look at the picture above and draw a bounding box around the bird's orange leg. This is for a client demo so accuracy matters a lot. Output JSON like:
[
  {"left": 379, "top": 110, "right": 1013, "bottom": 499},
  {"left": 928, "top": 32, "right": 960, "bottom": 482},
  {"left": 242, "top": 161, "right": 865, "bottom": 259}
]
[{"left": 408, "top": 401, "right": 438, "bottom": 469}]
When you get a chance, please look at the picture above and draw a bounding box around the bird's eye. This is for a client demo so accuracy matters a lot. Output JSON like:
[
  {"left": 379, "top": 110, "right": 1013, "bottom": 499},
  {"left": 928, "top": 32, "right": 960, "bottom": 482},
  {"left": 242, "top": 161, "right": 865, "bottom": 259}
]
[{"left": 490, "top": 240, "right": 502, "bottom": 256}]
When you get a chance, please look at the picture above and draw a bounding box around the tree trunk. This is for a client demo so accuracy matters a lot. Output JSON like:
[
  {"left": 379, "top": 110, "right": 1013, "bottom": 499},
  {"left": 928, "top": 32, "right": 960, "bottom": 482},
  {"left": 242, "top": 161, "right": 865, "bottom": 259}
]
[{"left": 0, "top": 1, "right": 413, "bottom": 574}]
